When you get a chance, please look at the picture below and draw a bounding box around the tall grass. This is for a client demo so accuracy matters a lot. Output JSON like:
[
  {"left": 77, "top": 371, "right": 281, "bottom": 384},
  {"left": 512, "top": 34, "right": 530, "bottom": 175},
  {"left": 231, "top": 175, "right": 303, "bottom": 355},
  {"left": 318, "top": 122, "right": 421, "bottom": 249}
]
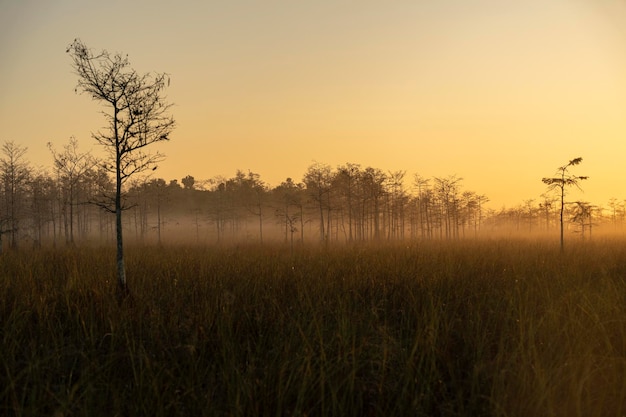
[{"left": 1, "top": 239, "right": 626, "bottom": 416}]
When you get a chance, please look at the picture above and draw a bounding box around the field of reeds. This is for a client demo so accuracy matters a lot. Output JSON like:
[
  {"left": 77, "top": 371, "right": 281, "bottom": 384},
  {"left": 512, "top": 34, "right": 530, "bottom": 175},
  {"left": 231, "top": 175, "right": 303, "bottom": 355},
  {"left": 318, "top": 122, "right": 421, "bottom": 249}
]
[{"left": 2, "top": 238, "right": 626, "bottom": 416}]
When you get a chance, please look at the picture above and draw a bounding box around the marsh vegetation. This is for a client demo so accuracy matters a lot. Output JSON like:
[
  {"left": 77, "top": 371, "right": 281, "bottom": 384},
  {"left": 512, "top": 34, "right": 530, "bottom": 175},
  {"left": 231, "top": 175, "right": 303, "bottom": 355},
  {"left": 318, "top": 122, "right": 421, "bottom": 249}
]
[{"left": 2, "top": 239, "right": 626, "bottom": 416}]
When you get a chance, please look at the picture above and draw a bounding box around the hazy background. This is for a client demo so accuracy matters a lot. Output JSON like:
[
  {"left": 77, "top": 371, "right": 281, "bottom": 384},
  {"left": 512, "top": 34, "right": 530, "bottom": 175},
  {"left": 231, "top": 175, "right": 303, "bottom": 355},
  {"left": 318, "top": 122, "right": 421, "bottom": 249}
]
[{"left": 1, "top": 0, "right": 626, "bottom": 208}]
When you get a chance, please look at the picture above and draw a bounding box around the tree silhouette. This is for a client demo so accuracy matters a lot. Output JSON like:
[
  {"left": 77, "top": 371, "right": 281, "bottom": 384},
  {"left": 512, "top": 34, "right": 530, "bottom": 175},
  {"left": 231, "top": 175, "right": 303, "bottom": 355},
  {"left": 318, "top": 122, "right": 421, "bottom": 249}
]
[
  {"left": 30, "top": 171, "right": 56, "bottom": 248},
  {"left": 273, "top": 177, "right": 304, "bottom": 252},
  {"left": 335, "top": 163, "right": 361, "bottom": 241},
  {"left": 386, "top": 170, "right": 407, "bottom": 240},
  {"left": 181, "top": 175, "right": 195, "bottom": 190},
  {"left": 146, "top": 178, "right": 168, "bottom": 245},
  {"left": 361, "top": 167, "right": 387, "bottom": 240},
  {"left": 303, "top": 162, "right": 333, "bottom": 242},
  {"left": 542, "top": 157, "right": 588, "bottom": 252},
  {"left": 241, "top": 171, "right": 266, "bottom": 244},
  {"left": 571, "top": 201, "right": 594, "bottom": 240},
  {"left": 67, "top": 39, "right": 175, "bottom": 297},
  {"left": 48, "top": 136, "right": 97, "bottom": 245},
  {"left": 412, "top": 174, "right": 432, "bottom": 239},
  {"left": 0, "top": 142, "right": 30, "bottom": 251},
  {"left": 433, "top": 175, "right": 463, "bottom": 239}
]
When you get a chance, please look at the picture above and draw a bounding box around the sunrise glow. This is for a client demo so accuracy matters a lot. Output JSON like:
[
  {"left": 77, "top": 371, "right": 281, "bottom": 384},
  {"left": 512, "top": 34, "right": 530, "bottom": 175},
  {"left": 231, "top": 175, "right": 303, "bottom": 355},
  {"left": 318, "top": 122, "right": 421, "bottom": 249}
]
[{"left": 1, "top": 0, "right": 626, "bottom": 207}]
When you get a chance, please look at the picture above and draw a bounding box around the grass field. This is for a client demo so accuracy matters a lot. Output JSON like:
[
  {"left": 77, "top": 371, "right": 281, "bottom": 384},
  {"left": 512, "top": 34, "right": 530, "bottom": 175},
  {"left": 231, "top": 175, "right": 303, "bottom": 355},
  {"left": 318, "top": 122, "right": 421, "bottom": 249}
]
[{"left": 2, "top": 239, "right": 626, "bottom": 416}]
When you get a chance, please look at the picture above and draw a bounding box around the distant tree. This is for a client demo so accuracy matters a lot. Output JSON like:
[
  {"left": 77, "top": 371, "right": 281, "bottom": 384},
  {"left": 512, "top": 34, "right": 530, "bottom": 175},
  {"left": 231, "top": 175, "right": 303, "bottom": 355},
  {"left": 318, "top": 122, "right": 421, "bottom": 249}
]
[
  {"left": 240, "top": 171, "right": 266, "bottom": 243},
  {"left": 0, "top": 141, "right": 31, "bottom": 250},
  {"left": 433, "top": 175, "right": 463, "bottom": 239},
  {"left": 303, "top": 162, "right": 333, "bottom": 242},
  {"left": 571, "top": 201, "right": 593, "bottom": 240},
  {"left": 335, "top": 163, "right": 361, "bottom": 241},
  {"left": 607, "top": 198, "right": 619, "bottom": 231},
  {"left": 126, "top": 178, "right": 149, "bottom": 241},
  {"left": 539, "top": 193, "right": 557, "bottom": 232},
  {"left": 385, "top": 170, "right": 407, "bottom": 239},
  {"left": 145, "top": 178, "right": 167, "bottom": 245},
  {"left": 30, "top": 170, "right": 56, "bottom": 247},
  {"left": 361, "top": 167, "right": 387, "bottom": 240},
  {"left": 48, "top": 136, "right": 97, "bottom": 245},
  {"left": 89, "top": 166, "right": 116, "bottom": 242},
  {"left": 459, "top": 191, "right": 477, "bottom": 237},
  {"left": 273, "top": 177, "right": 304, "bottom": 252},
  {"left": 542, "top": 157, "right": 588, "bottom": 252},
  {"left": 209, "top": 179, "right": 230, "bottom": 242},
  {"left": 474, "top": 194, "right": 489, "bottom": 235},
  {"left": 182, "top": 175, "right": 195, "bottom": 190},
  {"left": 67, "top": 39, "right": 175, "bottom": 297},
  {"left": 412, "top": 174, "right": 431, "bottom": 239},
  {"left": 523, "top": 199, "right": 536, "bottom": 233}
]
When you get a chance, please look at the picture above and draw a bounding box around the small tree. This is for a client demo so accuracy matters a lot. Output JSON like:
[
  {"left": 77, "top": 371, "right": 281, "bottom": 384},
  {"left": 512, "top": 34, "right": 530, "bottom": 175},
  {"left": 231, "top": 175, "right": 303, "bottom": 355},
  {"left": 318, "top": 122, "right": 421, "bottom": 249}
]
[
  {"left": 303, "top": 162, "right": 333, "bottom": 243},
  {"left": 181, "top": 175, "right": 195, "bottom": 190},
  {"left": 67, "top": 39, "right": 175, "bottom": 296},
  {"left": 571, "top": 201, "right": 594, "bottom": 240},
  {"left": 48, "top": 136, "right": 97, "bottom": 245},
  {"left": 0, "top": 141, "right": 30, "bottom": 251},
  {"left": 542, "top": 157, "right": 588, "bottom": 252}
]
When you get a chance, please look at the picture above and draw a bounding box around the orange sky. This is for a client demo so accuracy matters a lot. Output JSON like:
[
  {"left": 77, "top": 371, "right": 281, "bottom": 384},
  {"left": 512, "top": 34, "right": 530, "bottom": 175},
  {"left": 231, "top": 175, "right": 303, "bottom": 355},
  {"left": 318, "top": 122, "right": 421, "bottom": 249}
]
[{"left": 1, "top": 0, "right": 626, "bottom": 208}]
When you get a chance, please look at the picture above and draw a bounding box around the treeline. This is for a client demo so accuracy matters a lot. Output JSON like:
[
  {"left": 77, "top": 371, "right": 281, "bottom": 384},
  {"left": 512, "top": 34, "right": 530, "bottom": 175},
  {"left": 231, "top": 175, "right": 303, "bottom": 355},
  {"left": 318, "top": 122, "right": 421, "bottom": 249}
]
[
  {"left": 0, "top": 138, "right": 622, "bottom": 249},
  {"left": 126, "top": 164, "right": 486, "bottom": 245}
]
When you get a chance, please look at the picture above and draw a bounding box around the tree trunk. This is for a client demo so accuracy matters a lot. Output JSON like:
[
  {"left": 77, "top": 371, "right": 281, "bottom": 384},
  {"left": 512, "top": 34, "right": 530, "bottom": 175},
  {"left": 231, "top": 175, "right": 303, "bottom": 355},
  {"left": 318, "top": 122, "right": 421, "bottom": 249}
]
[
  {"left": 116, "top": 205, "right": 127, "bottom": 293},
  {"left": 318, "top": 195, "right": 325, "bottom": 242},
  {"left": 116, "top": 181, "right": 127, "bottom": 297},
  {"left": 115, "top": 119, "right": 128, "bottom": 298},
  {"left": 157, "top": 197, "right": 162, "bottom": 245},
  {"left": 560, "top": 185, "right": 564, "bottom": 253},
  {"left": 257, "top": 202, "right": 263, "bottom": 244},
  {"left": 69, "top": 181, "right": 75, "bottom": 245}
]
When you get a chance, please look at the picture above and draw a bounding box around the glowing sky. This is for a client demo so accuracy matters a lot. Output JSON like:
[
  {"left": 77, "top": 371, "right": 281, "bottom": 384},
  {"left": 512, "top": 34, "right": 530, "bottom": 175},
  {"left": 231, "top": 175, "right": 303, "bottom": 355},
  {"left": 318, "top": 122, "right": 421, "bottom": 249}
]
[{"left": 1, "top": 0, "right": 626, "bottom": 208}]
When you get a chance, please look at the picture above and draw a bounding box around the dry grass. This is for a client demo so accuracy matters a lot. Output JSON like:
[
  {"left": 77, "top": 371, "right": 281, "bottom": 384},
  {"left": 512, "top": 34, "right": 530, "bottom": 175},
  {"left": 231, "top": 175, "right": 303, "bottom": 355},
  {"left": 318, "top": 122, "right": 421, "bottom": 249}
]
[{"left": 2, "top": 238, "right": 626, "bottom": 416}]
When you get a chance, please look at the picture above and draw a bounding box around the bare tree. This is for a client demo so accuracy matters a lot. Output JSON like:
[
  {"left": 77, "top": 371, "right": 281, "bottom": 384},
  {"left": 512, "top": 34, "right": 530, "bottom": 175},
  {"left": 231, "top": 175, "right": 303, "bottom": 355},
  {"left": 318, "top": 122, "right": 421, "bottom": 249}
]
[
  {"left": 539, "top": 193, "right": 557, "bottom": 232},
  {"left": 303, "top": 162, "right": 333, "bottom": 242},
  {"left": 241, "top": 171, "right": 266, "bottom": 244},
  {"left": 571, "top": 201, "right": 593, "bottom": 240},
  {"left": 207, "top": 179, "right": 229, "bottom": 243},
  {"left": 67, "top": 39, "right": 175, "bottom": 296},
  {"left": 522, "top": 199, "right": 536, "bottom": 233},
  {"left": 273, "top": 177, "right": 304, "bottom": 253},
  {"left": 474, "top": 194, "right": 489, "bottom": 236},
  {"left": 361, "top": 167, "right": 386, "bottom": 240},
  {"left": 48, "top": 136, "right": 97, "bottom": 245},
  {"left": 144, "top": 178, "right": 168, "bottom": 245},
  {"left": 542, "top": 157, "right": 588, "bottom": 252},
  {"left": 335, "top": 163, "right": 361, "bottom": 242},
  {"left": 386, "top": 170, "right": 407, "bottom": 240},
  {"left": 412, "top": 174, "right": 431, "bottom": 239},
  {"left": 30, "top": 170, "right": 56, "bottom": 247},
  {"left": 433, "top": 175, "right": 463, "bottom": 239},
  {"left": 0, "top": 141, "right": 31, "bottom": 250}
]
